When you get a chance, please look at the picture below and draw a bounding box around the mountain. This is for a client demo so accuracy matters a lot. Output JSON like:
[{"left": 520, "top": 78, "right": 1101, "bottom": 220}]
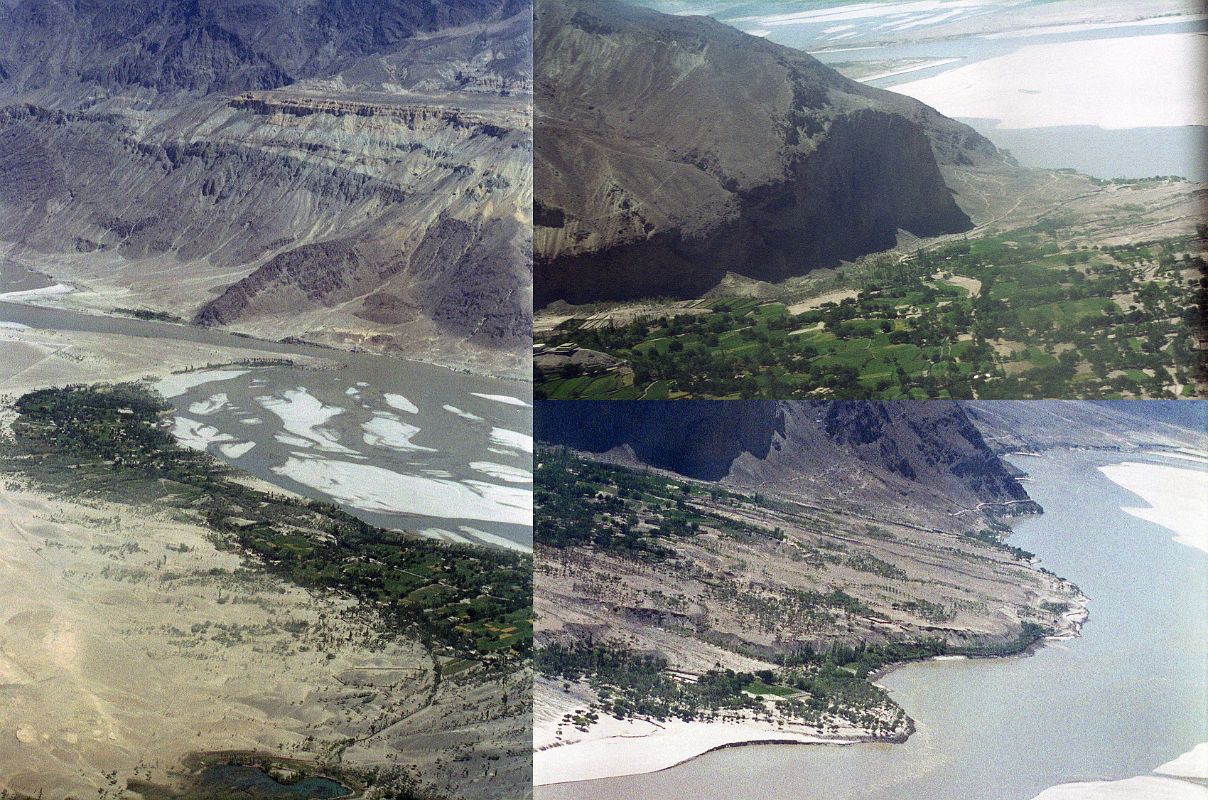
[
  {"left": 536, "top": 400, "right": 1034, "bottom": 525},
  {"left": 965, "top": 400, "right": 1208, "bottom": 453},
  {"left": 534, "top": 0, "right": 1006, "bottom": 306},
  {"left": 0, "top": 0, "right": 533, "bottom": 374},
  {"left": 533, "top": 401, "right": 1085, "bottom": 747}
]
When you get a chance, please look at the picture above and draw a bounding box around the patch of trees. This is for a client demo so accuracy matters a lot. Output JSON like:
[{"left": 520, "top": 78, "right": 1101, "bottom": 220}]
[{"left": 7, "top": 384, "right": 531, "bottom": 661}]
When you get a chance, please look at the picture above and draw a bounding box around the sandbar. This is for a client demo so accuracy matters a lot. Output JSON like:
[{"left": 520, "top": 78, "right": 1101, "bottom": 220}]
[
  {"left": 0, "top": 282, "right": 73, "bottom": 300},
  {"left": 490, "top": 427, "right": 534, "bottom": 454},
  {"left": 535, "top": 710, "right": 848, "bottom": 785},
  {"left": 893, "top": 33, "right": 1207, "bottom": 130},
  {"left": 383, "top": 393, "right": 419, "bottom": 414},
  {"left": 362, "top": 413, "right": 436, "bottom": 453},
  {"left": 188, "top": 392, "right": 231, "bottom": 416},
  {"left": 471, "top": 392, "right": 531, "bottom": 407},
  {"left": 271, "top": 455, "right": 532, "bottom": 527},
  {"left": 171, "top": 416, "right": 235, "bottom": 451},
  {"left": 155, "top": 369, "right": 249, "bottom": 399},
  {"left": 1098, "top": 461, "right": 1208, "bottom": 555},
  {"left": 255, "top": 388, "right": 358, "bottom": 455},
  {"left": 218, "top": 441, "right": 256, "bottom": 459},
  {"left": 470, "top": 462, "right": 533, "bottom": 483},
  {"left": 1156, "top": 743, "right": 1208, "bottom": 780},
  {"left": 1030, "top": 776, "right": 1208, "bottom": 800},
  {"left": 444, "top": 405, "right": 484, "bottom": 421}
]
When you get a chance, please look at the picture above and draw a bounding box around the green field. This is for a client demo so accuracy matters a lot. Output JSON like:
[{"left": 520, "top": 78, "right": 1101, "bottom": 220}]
[{"left": 536, "top": 228, "right": 1205, "bottom": 399}]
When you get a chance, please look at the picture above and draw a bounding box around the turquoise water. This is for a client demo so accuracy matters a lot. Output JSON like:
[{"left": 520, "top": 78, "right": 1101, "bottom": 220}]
[{"left": 539, "top": 448, "right": 1208, "bottom": 799}]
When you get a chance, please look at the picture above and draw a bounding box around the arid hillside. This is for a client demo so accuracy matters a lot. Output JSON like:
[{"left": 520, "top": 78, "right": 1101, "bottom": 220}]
[
  {"left": 0, "top": 0, "right": 533, "bottom": 374},
  {"left": 535, "top": 0, "right": 1006, "bottom": 306}
]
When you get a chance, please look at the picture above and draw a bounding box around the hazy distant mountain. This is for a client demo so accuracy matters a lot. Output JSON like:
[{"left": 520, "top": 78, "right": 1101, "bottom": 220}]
[
  {"left": 0, "top": 0, "right": 533, "bottom": 374},
  {"left": 535, "top": 0, "right": 1005, "bottom": 306},
  {"left": 965, "top": 400, "right": 1208, "bottom": 453}
]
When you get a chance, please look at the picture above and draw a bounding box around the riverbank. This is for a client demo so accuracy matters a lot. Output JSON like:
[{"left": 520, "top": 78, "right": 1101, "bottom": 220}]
[
  {"left": 0, "top": 317, "right": 335, "bottom": 396},
  {"left": 534, "top": 534, "right": 1091, "bottom": 787},
  {"left": 0, "top": 274, "right": 529, "bottom": 382},
  {"left": 534, "top": 675, "right": 861, "bottom": 786}
]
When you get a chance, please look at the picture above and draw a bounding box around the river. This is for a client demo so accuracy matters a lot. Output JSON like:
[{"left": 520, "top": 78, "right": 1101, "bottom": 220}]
[
  {"left": 0, "top": 297, "right": 533, "bottom": 551},
  {"left": 538, "top": 447, "right": 1207, "bottom": 799}
]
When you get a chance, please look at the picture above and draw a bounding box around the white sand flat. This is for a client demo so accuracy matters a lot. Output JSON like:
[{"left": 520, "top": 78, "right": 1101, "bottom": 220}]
[
  {"left": 1098, "top": 461, "right": 1208, "bottom": 555},
  {"left": 894, "top": 33, "right": 1206, "bottom": 129},
  {"left": 155, "top": 369, "right": 249, "bottom": 399}
]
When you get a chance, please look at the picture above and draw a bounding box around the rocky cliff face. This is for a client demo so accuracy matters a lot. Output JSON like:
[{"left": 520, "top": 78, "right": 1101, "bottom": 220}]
[
  {"left": 534, "top": 0, "right": 1005, "bottom": 306},
  {"left": 536, "top": 400, "right": 1033, "bottom": 520},
  {"left": 0, "top": 1, "right": 533, "bottom": 374}
]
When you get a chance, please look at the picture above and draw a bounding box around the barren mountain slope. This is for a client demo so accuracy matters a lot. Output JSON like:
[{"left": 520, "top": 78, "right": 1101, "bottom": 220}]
[
  {"left": 0, "top": 0, "right": 533, "bottom": 374},
  {"left": 534, "top": 401, "right": 1084, "bottom": 745},
  {"left": 535, "top": 0, "right": 1007, "bottom": 306},
  {"left": 536, "top": 400, "right": 1034, "bottom": 530}
]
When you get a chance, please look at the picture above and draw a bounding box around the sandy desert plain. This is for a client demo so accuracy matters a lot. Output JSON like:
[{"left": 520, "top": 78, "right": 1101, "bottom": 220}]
[{"left": 0, "top": 290, "right": 532, "bottom": 800}]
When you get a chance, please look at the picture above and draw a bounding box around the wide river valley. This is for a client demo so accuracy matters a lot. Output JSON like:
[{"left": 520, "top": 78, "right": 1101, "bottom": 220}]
[
  {"left": 539, "top": 448, "right": 1207, "bottom": 799},
  {"left": 0, "top": 296, "right": 533, "bottom": 552}
]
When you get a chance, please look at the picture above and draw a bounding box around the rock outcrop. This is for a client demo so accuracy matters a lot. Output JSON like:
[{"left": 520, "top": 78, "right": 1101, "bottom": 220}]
[
  {"left": 535, "top": 0, "right": 1006, "bottom": 306},
  {"left": 0, "top": 1, "right": 533, "bottom": 374}
]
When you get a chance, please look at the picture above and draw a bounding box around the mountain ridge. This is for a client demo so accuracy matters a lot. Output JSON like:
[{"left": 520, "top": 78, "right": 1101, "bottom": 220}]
[
  {"left": 535, "top": 0, "right": 1007, "bottom": 306},
  {"left": 0, "top": 0, "right": 534, "bottom": 375},
  {"left": 535, "top": 400, "right": 1036, "bottom": 529}
]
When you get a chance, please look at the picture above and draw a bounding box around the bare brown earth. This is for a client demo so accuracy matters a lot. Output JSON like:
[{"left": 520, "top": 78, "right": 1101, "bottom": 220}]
[
  {"left": 0, "top": 324, "right": 334, "bottom": 395},
  {"left": 0, "top": 328, "right": 532, "bottom": 799},
  {"left": 536, "top": 485, "right": 1084, "bottom": 678},
  {"left": 0, "top": 471, "right": 530, "bottom": 800}
]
